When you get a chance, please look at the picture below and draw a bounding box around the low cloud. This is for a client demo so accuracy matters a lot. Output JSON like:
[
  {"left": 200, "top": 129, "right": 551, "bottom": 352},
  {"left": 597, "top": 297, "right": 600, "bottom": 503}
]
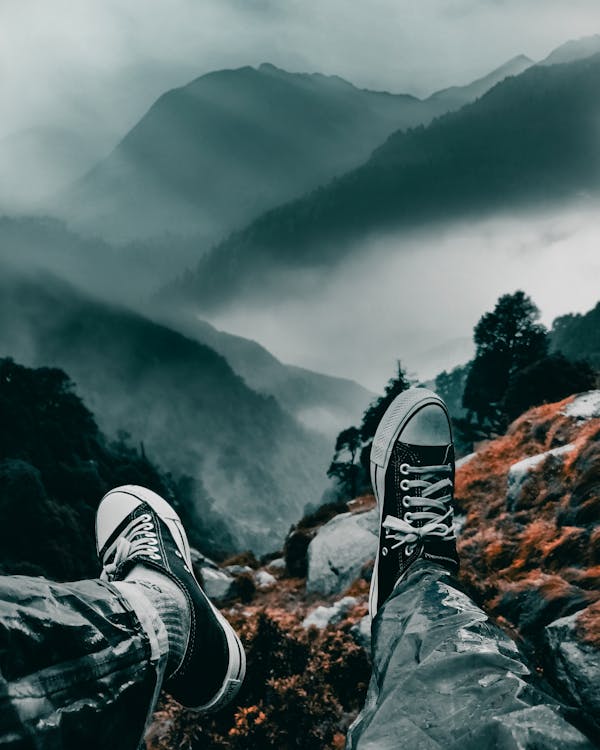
[{"left": 209, "top": 202, "right": 600, "bottom": 391}]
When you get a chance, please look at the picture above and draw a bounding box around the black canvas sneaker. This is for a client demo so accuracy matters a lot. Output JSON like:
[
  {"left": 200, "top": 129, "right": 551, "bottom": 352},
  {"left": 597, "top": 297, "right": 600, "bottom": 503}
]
[
  {"left": 369, "top": 388, "right": 459, "bottom": 619},
  {"left": 96, "top": 485, "right": 245, "bottom": 711}
]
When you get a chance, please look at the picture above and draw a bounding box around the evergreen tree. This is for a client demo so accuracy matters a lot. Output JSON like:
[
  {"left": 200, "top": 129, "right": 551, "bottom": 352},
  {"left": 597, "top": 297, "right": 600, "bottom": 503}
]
[{"left": 462, "top": 291, "right": 548, "bottom": 434}]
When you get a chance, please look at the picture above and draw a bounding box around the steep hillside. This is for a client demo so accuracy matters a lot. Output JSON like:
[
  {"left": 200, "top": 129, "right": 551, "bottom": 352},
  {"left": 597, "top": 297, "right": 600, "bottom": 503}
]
[
  {"left": 150, "top": 391, "right": 600, "bottom": 748},
  {"left": 158, "top": 313, "right": 374, "bottom": 439},
  {"left": 0, "top": 270, "right": 330, "bottom": 552},
  {"left": 0, "top": 218, "right": 372, "bottom": 439},
  {"left": 60, "top": 58, "right": 532, "bottom": 244},
  {"left": 165, "top": 55, "right": 600, "bottom": 310},
  {"left": 61, "top": 64, "right": 424, "bottom": 242},
  {"left": 540, "top": 34, "right": 600, "bottom": 66},
  {"left": 427, "top": 54, "right": 532, "bottom": 111}
]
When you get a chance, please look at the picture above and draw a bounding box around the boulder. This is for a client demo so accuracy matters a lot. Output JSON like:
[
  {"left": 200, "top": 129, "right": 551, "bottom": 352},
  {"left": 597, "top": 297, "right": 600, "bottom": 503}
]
[
  {"left": 506, "top": 444, "right": 575, "bottom": 510},
  {"left": 562, "top": 390, "right": 600, "bottom": 420},
  {"left": 307, "top": 509, "right": 378, "bottom": 595},
  {"left": 225, "top": 564, "right": 254, "bottom": 576},
  {"left": 544, "top": 608, "right": 600, "bottom": 725},
  {"left": 198, "top": 566, "right": 236, "bottom": 603},
  {"left": 302, "top": 596, "right": 358, "bottom": 629},
  {"left": 254, "top": 570, "right": 277, "bottom": 590},
  {"left": 190, "top": 548, "right": 237, "bottom": 603}
]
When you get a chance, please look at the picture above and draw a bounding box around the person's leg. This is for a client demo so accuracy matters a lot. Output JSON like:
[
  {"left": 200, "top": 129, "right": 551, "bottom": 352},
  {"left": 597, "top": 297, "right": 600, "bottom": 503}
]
[
  {"left": 346, "top": 388, "right": 593, "bottom": 750},
  {"left": 0, "top": 574, "right": 169, "bottom": 750},
  {"left": 0, "top": 485, "right": 246, "bottom": 750}
]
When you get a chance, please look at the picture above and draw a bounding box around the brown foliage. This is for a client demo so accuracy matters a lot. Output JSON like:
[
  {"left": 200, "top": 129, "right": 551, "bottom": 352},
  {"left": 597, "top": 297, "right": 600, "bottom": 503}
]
[
  {"left": 149, "top": 610, "right": 369, "bottom": 750},
  {"left": 456, "top": 395, "right": 600, "bottom": 645}
]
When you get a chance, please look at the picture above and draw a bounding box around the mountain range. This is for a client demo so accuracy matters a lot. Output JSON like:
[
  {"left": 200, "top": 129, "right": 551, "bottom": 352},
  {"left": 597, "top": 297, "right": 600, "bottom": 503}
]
[
  {"left": 162, "top": 52, "right": 600, "bottom": 310},
  {"left": 0, "top": 269, "right": 341, "bottom": 553},
  {"left": 57, "top": 56, "right": 533, "bottom": 245},
  {"left": 0, "top": 214, "right": 372, "bottom": 441}
]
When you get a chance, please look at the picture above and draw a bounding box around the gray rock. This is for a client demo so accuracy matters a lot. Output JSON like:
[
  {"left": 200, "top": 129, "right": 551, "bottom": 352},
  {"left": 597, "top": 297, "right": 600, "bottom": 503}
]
[
  {"left": 254, "top": 570, "right": 277, "bottom": 590},
  {"left": 199, "top": 566, "right": 236, "bottom": 604},
  {"left": 189, "top": 548, "right": 219, "bottom": 569},
  {"left": 490, "top": 705, "right": 595, "bottom": 749},
  {"left": 307, "top": 509, "right": 378, "bottom": 595},
  {"left": 267, "top": 557, "right": 286, "bottom": 571},
  {"left": 506, "top": 444, "right": 575, "bottom": 510},
  {"left": 544, "top": 609, "right": 600, "bottom": 724},
  {"left": 302, "top": 596, "right": 358, "bottom": 629},
  {"left": 562, "top": 390, "right": 600, "bottom": 420},
  {"left": 224, "top": 564, "right": 254, "bottom": 576}
]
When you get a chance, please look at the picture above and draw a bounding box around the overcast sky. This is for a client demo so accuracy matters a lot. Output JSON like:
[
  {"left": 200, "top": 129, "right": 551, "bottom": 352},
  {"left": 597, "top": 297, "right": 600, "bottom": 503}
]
[{"left": 1, "top": 0, "right": 600, "bottom": 142}]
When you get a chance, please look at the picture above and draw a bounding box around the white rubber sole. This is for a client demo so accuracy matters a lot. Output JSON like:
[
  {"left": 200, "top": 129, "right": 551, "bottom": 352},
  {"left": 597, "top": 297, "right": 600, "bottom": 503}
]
[
  {"left": 97, "top": 485, "right": 246, "bottom": 712},
  {"left": 368, "top": 389, "right": 450, "bottom": 620}
]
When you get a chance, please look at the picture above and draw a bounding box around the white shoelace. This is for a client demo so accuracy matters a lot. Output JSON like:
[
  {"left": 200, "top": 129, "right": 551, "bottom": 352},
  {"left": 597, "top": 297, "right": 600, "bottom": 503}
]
[
  {"left": 383, "top": 462, "right": 455, "bottom": 556},
  {"left": 101, "top": 513, "right": 161, "bottom": 581}
]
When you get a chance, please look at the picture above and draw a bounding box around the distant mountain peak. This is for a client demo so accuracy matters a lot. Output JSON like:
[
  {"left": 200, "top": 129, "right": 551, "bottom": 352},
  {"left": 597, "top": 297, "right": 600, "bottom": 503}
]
[
  {"left": 428, "top": 53, "right": 532, "bottom": 104},
  {"left": 541, "top": 34, "right": 600, "bottom": 66}
]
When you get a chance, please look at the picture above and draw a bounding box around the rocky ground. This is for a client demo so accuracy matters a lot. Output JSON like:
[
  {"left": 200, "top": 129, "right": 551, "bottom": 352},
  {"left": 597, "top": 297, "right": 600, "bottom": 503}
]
[{"left": 148, "top": 391, "right": 600, "bottom": 749}]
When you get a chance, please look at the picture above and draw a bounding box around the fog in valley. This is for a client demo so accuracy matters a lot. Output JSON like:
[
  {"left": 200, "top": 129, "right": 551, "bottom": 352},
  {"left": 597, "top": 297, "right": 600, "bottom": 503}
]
[{"left": 209, "top": 201, "right": 600, "bottom": 390}]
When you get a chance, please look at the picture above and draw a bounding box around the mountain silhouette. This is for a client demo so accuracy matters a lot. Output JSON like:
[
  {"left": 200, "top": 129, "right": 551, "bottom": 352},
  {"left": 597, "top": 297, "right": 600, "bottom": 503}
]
[
  {"left": 540, "top": 34, "right": 600, "bottom": 66},
  {"left": 427, "top": 54, "right": 532, "bottom": 111},
  {"left": 60, "top": 58, "right": 532, "bottom": 245},
  {"left": 163, "top": 54, "right": 600, "bottom": 310}
]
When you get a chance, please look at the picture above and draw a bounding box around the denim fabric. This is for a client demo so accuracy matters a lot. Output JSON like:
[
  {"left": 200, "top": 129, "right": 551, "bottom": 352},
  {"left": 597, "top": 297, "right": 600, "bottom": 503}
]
[
  {"left": 0, "top": 576, "right": 167, "bottom": 750},
  {"left": 346, "top": 563, "right": 593, "bottom": 750}
]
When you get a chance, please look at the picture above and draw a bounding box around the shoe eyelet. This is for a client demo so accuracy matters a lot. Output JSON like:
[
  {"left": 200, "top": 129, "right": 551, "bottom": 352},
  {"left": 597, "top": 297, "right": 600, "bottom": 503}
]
[
  {"left": 151, "top": 554, "right": 161, "bottom": 560},
  {"left": 405, "top": 544, "right": 415, "bottom": 556},
  {"left": 175, "top": 550, "right": 182, "bottom": 558},
  {"left": 400, "top": 463, "right": 410, "bottom": 475},
  {"left": 402, "top": 495, "right": 411, "bottom": 508},
  {"left": 140, "top": 513, "right": 151, "bottom": 521},
  {"left": 404, "top": 512, "right": 412, "bottom": 522},
  {"left": 381, "top": 546, "right": 389, "bottom": 557},
  {"left": 400, "top": 479, "right": 410, "bottom": 491}
]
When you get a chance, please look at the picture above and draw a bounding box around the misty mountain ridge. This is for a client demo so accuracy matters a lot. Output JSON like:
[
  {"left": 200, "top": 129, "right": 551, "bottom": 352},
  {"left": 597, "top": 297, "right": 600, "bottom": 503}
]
[
  {"left": 58, "top": 63, "right": 425, "bottom": 243},
  {"left": 158, "top": 312, "right": 374, "bottom": 439},
  {"left": 162, "top": 52, "right": 600, "bottom": 311},
  {"left": 540, "top": 34, "right": 600, "bottom": 66},
  {"left": 427, "top": 54, "right": 533, "bottom": 110},
  {"left": 0, "top": 214, "right": 373, "bottom": 442},
  {"left": 0, "top": 268, "right": 335, "bottom": 553},
  {"left": 56, "top": 54, "right": 540, "bottom": 246}
]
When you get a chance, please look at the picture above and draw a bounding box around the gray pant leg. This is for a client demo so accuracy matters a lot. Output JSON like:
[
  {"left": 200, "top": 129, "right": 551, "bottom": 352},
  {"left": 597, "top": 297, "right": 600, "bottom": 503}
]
[
  {"left": 346, "top": 562, "right": 593, "bottom": 750},
  {"left": 0, "top": 575, "right": 168, "bottom": 750}
]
